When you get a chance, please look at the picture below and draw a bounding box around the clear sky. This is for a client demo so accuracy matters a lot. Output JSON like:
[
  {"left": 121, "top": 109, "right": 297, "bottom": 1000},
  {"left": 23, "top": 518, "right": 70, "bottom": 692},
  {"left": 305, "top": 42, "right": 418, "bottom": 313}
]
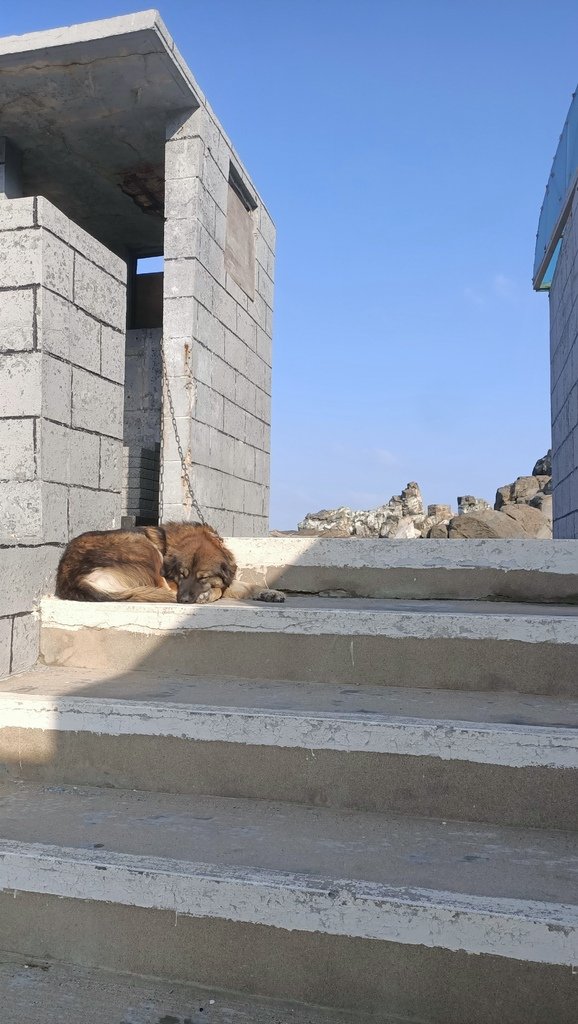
[{"left": 4, "top": 1, "right": 577, "bottom": 527}]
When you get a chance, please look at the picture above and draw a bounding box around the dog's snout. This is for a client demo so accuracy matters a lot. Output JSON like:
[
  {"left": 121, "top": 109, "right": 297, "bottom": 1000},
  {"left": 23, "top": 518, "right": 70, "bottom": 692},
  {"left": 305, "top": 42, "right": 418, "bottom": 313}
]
[{"left": 176, "top": 577, "right": 211, "bottom": 604}]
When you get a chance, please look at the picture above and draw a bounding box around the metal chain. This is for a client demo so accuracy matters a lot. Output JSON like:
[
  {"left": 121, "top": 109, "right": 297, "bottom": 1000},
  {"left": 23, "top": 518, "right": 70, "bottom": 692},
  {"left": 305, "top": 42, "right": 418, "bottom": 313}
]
[{"left": 160, "top": 344, "right": 207, "bottom": 526}]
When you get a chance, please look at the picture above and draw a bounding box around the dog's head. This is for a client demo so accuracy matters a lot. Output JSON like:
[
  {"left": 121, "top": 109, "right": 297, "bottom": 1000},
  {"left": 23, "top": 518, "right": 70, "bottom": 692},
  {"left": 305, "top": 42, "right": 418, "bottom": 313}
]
[{"left": 161, "top": 528, "right": 236, "bottom": 604}]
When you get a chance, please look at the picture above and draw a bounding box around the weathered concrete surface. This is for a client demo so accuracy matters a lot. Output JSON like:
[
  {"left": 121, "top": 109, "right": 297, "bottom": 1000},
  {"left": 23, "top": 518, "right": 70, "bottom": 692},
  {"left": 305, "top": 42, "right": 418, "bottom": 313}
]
[
  {"left": 1, "top": 890, "right": 574, "bottom": 1024},
  {"left": 39, "top": 596, "right": 578, "bottom": 695},
  {"left": 0, "top": 955, "right": 380, "bottom": 1024},
  {"left": 2, "top": 670, "right": 576, "bottom": 827},
  {"left": 228, "top": 537, "right": 578, "bottom": 602},
  {"left": 0, "top": 784, "right": 577, "bottom": 976}
]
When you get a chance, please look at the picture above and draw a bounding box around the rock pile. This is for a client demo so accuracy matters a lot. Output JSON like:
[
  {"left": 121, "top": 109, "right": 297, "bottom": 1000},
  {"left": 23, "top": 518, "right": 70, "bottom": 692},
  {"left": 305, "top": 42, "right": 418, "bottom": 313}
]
[{"left": 296, "top": 453, "right": 553, "bottom": 540}]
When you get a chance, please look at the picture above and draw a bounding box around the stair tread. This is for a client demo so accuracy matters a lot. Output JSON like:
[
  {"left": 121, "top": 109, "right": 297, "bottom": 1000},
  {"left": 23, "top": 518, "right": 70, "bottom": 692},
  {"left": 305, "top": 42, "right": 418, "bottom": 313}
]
[
  {"left": 0, "top": 954, "right": 377, "bottom": 1024},
  {"left": 4, "top": 665, "right": 578, "bottom": 729},
  {"left": 40, "top": 594, "right": 578, "bottom": 646},
  {"left": 1, "top": 780, "right": 576, "bottom": 905}
]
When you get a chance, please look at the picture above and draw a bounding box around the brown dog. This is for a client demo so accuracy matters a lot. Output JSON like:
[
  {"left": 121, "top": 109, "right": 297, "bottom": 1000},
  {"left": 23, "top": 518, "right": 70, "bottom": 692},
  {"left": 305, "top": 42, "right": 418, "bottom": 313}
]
[{"left": 55, "top": 522, "right": 284, "bottom": 604}]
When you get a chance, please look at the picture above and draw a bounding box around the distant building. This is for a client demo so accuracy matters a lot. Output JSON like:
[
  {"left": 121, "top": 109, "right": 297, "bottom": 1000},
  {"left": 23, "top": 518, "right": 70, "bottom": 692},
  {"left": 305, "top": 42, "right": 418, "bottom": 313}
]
[{"left": 534, "top": 91, "right": 578, "bottom": 537}]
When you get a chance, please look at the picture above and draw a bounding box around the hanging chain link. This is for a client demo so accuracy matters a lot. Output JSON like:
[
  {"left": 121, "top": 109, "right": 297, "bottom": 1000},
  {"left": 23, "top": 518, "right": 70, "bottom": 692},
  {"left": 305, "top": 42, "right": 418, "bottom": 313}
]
[{"left": 159, "top": 343, "right": 207, "bottom": 526}]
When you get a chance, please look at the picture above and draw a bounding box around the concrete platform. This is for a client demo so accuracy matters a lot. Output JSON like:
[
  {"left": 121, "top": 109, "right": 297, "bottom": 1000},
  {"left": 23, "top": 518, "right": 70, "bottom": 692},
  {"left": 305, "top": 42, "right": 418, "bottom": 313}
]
[
  {"left": 228, "top": 537, "right": 578, "bottom": 603},
  {"left": 39, "top": 595, "right": 578, "bottom": 695},
  {"left": 1, "top": 666, "right": 577, "bottom": 827},
  {"left": 0, "top": 782, "right": 576, "bottom": 1021}
]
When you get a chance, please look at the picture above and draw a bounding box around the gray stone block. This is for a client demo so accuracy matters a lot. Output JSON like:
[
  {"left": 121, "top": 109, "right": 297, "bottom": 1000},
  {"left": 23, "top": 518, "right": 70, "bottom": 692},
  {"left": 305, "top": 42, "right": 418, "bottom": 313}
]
[
  {"left": 0, "top": 197, "right": 35, "bottom": 231},
  {"left": 71, "top": 368, "right": 123, "bottom": 439},
  {"left": 39, "top": 288, "right": 70, "bottom": 359},
  {"left": 42, "top": 229, "right": 74, "bottom": 301},
  {"left": 0, "top": 544, "right": 60, "bottom": 615},
  {"left": 164, "top": 257, "right": 197, "bottom": 300},
  {"left": 69, "top": 429, "right": 100, "bottom": 489},
  {"left": 256, "top": 263, "right": 274, "bottom": 309},
  {"left": 194, "top": 300, "right": 225, "bottom": 357},
  {"left": 0, "top": 481, "right": 42, "bottom": 541},
  {"left": 164, "top": 217, "right": 199, "bottom": 260},
  {"left": 164, "top": 296, "right": 196, "bottom": 339},
  {"left": 68, "top": 486, "right": 121, "bottom": 536},
  {"left": 235, "top": 373, "right": 257, "bottom": 416},
  {"left": 210, "top": 354, "right": 235, "bottom": 401},
  {"left": 100, "top": 326, "right": 125, "bottom": 383},
  {"left": 0, "top": 419, "right": 35, "bottom": 481},
  {"left": 0, "top": 353, "right": 41, "bottom": 416},
  {"left": 224, "top": 330, "right": 248, "bottom": 374},
  {"left": 213, "top": 284, "right": 237, "bottom": 333},
  {"left": 236, "top": 306, "right": 257, "bottom": 350},
  {"left": 258, "top": 205, "right": 276, "bottom": 251},
  {"left": 42, "top": 482, "right": 69, "bottom": 543},
  {"left": 74, "top": 252, "right": 125, "bottom": 330},
  {"left": 41, "top": 420, "right": 70, "bottom": 485},
  {"left": 100, "top": 437, "right": 123, "bottom": 492},
  {"left": 0, "top": 287, "right": 35, "bottom": 351},
  {"left": 165, "top": 176, "right": 216, "bottom": 234},
  {"left": 10, "top": 611, "right": 40, "bottom": 673},
  {"left": 164, "top": 136, "right": 205, "bottom": 180},
  {"left": 42, "top": 355, "right": 71, "bottom": 425},
  {"left": 70, "top": 305, "right": 101, "bottom": 373},
  {"left": 194, "top": 381, "right": 224, "bottom": 430}
]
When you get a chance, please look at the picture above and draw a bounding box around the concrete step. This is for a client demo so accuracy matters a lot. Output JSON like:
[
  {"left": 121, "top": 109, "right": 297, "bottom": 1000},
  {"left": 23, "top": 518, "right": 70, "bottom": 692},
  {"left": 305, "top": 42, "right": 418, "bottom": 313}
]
[
  {"left": 2, "top": 666, "right": 577, "bottom": 829},
  {"left": 228, "top": 536, "right": 578, "bottom": 603},
  {"left": 0, "top": 781, "right": 576, "bottom": 1023},
  {"left": 40, "top": 595, "right": 578, "bottom": 694},
  {"left": 0, "top": 953, "right": 380, "bottom": 1024}
]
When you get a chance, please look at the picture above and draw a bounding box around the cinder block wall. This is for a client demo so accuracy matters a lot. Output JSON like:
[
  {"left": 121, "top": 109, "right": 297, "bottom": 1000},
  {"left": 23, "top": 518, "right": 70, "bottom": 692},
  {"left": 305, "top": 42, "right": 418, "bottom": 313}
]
[
  {"left": 0, "top": 196, "right": 127, "bottom": 673},
  {"left": 163, "top": 105, "right": 274, "bottom": 536},
  {"left": 549, "top": 187, "right": 578, "bottom": 537}
]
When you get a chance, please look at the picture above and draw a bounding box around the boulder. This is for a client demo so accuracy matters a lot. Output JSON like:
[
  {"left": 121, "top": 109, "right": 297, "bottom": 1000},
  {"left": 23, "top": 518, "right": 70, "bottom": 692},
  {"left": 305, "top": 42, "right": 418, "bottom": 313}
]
[
  {"left": 428, "top": 522, "right": 449, "bottom": 538},
  {"left": 533, "top": 451, "right": 552, "bottom": 476},
  {"left": 530, "top": 492, "right": 553, "bottom": 519},
  {"left": 428, "top": 503, "right": 453, "bottom": 519},
  {"left": 448, "top": 509, "right": 527, "bottom": 539},
  {"left": 298, "top": 507, "right": 353, "bottom": 534},
  {"left": 392, "top": 517, "right": 421, "bottom": 539},
  {"left": 458, "top": 495, "right": 492, "bottom": 515},
  {"left": 494, "top": 484, "right": 514, "bottom": 510},
  {"left": 501, "top": 503, "right": 551, "bottom": 538},
  {"left": 401, "top": 482, "right": 424, "bottom": 517},
  {"left": 511, "top": 476, "right": 541, "bottom": 503}
]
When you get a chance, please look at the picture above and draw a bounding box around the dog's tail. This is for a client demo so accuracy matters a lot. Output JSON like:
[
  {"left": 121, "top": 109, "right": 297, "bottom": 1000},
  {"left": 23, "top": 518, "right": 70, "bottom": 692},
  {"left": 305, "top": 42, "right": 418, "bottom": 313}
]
[
  {"left": 58, "top": 566, "right": 176, "bottom": 603},
  {"left": 80, "top": 583, "right": 177, "bottom": 603}
]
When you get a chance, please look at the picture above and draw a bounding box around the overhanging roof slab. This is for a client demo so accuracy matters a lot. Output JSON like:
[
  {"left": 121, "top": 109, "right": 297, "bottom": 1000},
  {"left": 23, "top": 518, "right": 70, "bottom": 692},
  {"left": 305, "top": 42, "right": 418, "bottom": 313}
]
[{"left": 0, "top": 11, "right": 203, "bottom": 256}]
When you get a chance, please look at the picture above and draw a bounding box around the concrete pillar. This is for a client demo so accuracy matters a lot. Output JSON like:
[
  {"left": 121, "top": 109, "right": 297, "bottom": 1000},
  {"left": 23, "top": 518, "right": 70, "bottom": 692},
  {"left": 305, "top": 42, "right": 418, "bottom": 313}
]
[{"left": 162, "top": 106, "right": 275, "bottom": 536}]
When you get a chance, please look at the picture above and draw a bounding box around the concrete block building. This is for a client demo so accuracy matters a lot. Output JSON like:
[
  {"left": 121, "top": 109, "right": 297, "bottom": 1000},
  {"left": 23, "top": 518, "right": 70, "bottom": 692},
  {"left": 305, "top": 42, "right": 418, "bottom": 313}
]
[
  {"left": 534, "top": 90, "right": 578, "bottom": 537},
  {"left": 0, "top": 11, "right": 275, "bottom": 671}
]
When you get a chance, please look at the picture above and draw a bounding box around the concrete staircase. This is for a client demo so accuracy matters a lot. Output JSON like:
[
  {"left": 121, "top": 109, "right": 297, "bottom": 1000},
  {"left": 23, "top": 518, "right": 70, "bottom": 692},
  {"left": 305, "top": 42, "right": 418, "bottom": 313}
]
[{"left": 1, "top": 539, "right": 577, "bottom": 1023}]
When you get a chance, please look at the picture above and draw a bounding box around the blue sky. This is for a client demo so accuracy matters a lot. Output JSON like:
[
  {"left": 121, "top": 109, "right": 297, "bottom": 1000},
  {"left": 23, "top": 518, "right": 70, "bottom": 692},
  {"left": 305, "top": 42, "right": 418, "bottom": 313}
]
[{"left": 4, "top": 2, "right": 577, "bottom": 527}]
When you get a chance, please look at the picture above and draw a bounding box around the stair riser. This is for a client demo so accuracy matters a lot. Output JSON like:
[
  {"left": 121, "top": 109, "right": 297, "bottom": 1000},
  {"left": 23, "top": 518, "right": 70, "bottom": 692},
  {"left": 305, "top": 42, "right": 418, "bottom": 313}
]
[
  {"left": 41, "top": 626, "right": 578, "bottom": 695},
  {"left": 2, "top": 727, "right": 575, "bottom": 829},
  {"left": 1, "top": 889, "right": 574, "bottom": 1024},
  {"left": 239, "top": 564, "right": 578, "bottom": 604}
]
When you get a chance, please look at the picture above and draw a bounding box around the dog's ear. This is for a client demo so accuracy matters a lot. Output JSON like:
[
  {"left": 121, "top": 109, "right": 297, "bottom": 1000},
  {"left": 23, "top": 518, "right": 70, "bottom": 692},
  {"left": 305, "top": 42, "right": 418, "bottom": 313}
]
[
  {"left": 219, "top": 559, "right": 236, "bottom": 588},
  {"left": 162, "top": 553, "right": 188, "bottom": 581}
]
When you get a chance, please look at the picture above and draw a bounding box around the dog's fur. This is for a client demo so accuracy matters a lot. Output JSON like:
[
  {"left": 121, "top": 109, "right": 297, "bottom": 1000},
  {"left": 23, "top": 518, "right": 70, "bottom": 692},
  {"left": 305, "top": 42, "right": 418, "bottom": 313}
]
[{"left": 55, "top": 522, "right": 284, "bottom": 605}]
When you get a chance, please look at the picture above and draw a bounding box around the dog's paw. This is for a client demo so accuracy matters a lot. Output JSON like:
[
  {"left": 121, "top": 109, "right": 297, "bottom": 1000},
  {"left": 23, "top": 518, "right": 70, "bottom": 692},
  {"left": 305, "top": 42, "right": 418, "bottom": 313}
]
[
  {"left": 195, "top": 589, "right": 212, "bottom": 604},
  {"left": 253, "top": 588, "right": 285, "bottom": 603}
]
